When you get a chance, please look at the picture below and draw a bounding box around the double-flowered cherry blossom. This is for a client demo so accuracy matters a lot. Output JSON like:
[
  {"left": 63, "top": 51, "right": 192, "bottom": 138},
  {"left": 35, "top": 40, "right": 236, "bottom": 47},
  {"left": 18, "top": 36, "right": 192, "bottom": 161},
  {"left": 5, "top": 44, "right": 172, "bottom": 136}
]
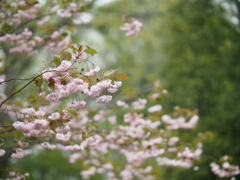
[{"left": 121, "top": 20, "right": 143, "bottom": 37}]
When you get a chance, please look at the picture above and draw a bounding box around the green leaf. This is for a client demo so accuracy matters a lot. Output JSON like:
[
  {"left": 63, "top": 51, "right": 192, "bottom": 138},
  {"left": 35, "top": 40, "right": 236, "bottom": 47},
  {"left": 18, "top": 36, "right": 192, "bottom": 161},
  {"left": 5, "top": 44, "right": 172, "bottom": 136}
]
[
  {"left": 27, "top": 95, "right": 36, "bottom": 104},
  {"left": 84, "top": 48, "right": 98, "bottom": 55},
  {"left": 70, "top": 73, "right": 80, "bottom": 78},
  {"left": 56, "top": 120, "right": 64, "bottom": 127},
  {"left": 49, "top": 121, "right": 58, "bottom": 132},
  {"left": 34, "top": 77, "right": 43, "bottom": 87},
  {"left": 48, "top": 78, "right": 55, "bottom": 90},
  {"left": 63, "top": 50, "right": 72, "bottom": 61},
  {"left": 79, "top": 6, "right": 88, "bottom": 12},
  {"left": 61, "top": 78, "right": 68, "bottom": 85},
  {"left": 104, "top": 69, "right": 118, "bottom": 79},
  {"left": 68, "top": 45, "right": 78, "bottom": 52},
  {"left": 114, "top": 73, "right": 130, "bottom": 80},
  {"left": 81, "top": 77, "right": 95, "bottom": 83},
  {"left": 1, "top": 23, "right": 16, "bottom": 34},
  {"left": 53, "top": 55, "right": 61, "bottom": 66},
  {"left": 61, "top": 119, "right": 70, "bottom": 123}
]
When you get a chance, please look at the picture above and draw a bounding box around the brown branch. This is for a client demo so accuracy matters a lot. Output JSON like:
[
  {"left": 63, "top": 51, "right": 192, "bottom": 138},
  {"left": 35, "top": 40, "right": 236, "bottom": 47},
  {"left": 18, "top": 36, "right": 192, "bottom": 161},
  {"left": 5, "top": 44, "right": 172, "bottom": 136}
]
[
  {"left": 10, "top": 13, "right": 55, "bottom": 34},
  {"left": 0, "top": 70, "right": 60, "bottom": 108},
  {"left": 0, "top": 66, "right": 82, "bottom": 108},
  {"left": 0, "top": 77, "right": 35, "bottom": 85},
  {"left": 0, "top": 126, "right": 14, "bottom": 134}
]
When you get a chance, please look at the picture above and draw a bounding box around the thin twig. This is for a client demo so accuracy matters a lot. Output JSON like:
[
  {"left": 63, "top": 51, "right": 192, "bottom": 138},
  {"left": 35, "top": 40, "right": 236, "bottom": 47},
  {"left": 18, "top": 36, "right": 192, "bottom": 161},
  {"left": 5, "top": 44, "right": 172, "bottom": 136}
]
[
  {"left": 0, "top": 68, "right": 81, "bottom": 108},
  {"left": 0, "top": 77, "right": 36, "bottom": 85},
  {"left": 0, "top": 70, "right": 56, "bottom": 108},
  {"left": 10, "top": 13, "right": 55, "bottom": 34}
]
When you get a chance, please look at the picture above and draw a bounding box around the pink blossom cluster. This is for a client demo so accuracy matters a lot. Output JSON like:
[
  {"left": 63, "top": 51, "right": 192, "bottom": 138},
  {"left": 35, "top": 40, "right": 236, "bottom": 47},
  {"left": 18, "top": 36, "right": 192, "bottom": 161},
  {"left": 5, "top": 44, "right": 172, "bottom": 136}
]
[
  {"left": 37, "top": 15, "right": 50, "bottom": 26},
  {"left": 122, "top": 149, "right": 165, "bottom": 166},
  {"left": 12, "top": 107, "right": 51, "bottom": 137},
  {"left": 41, "top": 62, "right": 122, "bottom": 105},
  {"left": 13, "top": 118, "right": 50, "bottom": 137},
  {"left": 5, "top": 169, "right": 29, "bottom": 180},
  {"left": 56, "top": 131, "right": 72, "bottom": 143},
  {"left": 132, "top": 98, "right": 147, "bottom": 110},
  {"left": 18, "top": 141, "right": 29, "bottom": 148},
  {"left": 67, "top": 109, "right": 90, "bottom": 130},
  {"left": 210, "top": 156, "right": 240, "bottom": 178},
  {"left": 168, "top": 137, "right": 179, "bottom": 146},
  {"left": 67, "top": 101, "right": 86, "bottom": 109},
  {"left": 46, "top": 31, "right": 71, "bottom": 54},
  {"left": 161, "top": 114, "right": 199, "bottom": 130},
  {"left": 0, "top": 1, "right": 42, "bottom": 26},
  {"left": 84, "top": 66, "right": 100, "bottom": 77},
  {"left": 120, "top": 20, "right": 143, "bottom": 37},
  {"left": 177, "top": 143, "right": 203, "bottom": 160},
  {"left": 0, "top": 28, "right": 44, "bottom": 56},
  {"left": 36, "top": 142, "right": 56, "bottom": 150},
  {"left": 116, "top": 100, "right": 129, "bottom": 108},
  {"left": 120, "top": 165, "right": 153, "bottom": 180},
  {"left": 156, "top": 143, "right": 203, "bottom": 169},
  {"left": 94, "top": 110, "right": 107, "bottom": 122},
  {"left": 71, "top": 103, "right": 203, "bottom": 179},
  {"left": 148, "top": 104, "right": 162, "bottom": 113},
  {"left": 80, "top": 162, "right": 154, "bottom": 180},
  {"left": 0, "top": 149, "right": 5, "bottom": 157},
  {"left": 156, "top": 157, "right": 194, "bottom": 168},
  {"left": 57, "top": 135, "right": 101, "bottom": 152},
  {"left": 11, "top": 148, "right": 31, "bottom": 159},
  {"left": 50, "top": 3, "right": 89, "bottom": 25},
  {"left": 123, "top": 112, "right": 161, "bottom": 129},
  {"left": 96, "top": 95, "right": 112, "bottom": 103}
]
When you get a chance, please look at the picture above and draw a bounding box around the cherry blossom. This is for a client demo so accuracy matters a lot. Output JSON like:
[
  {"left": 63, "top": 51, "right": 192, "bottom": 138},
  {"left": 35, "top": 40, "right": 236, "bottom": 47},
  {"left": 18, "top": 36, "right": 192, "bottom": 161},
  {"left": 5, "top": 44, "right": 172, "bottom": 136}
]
[
  {"left": 121, "top": 20, "right": 143, "bottom": 37},
  {"left": 96, "top": 95, "right": 112, "bottom": 103}
]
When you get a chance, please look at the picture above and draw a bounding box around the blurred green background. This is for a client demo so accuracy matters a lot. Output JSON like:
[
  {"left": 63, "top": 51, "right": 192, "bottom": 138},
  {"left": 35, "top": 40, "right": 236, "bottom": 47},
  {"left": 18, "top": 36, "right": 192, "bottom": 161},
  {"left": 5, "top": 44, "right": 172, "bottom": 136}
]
[{"left": 1, "top": 0, "right": 240, "bottom": 179}]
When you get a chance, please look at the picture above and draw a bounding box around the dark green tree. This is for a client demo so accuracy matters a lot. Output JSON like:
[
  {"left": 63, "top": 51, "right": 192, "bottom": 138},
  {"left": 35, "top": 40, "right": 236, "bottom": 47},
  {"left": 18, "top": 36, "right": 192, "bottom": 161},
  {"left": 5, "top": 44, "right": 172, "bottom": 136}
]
[{"left": 94, "top": 0, "right": 240, "bottom": 179}]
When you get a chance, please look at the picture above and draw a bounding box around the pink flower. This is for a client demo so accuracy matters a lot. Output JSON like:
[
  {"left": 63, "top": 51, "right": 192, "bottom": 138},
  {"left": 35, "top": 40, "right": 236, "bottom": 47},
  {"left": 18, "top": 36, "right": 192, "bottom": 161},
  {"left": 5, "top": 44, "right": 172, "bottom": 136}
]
[
  {"left": 39, "top": 142, "right": 56, "bottom": 150},
  {"left": 37, "top": 15, "right": 50, "bottom": 25},
  {"left": 108, "top": 115, "right": 117, "bottom": 124},
  {"left": 42, "top": 71, "right": 55, "bottom": 80},
  {"left": 132, "top": 98, "right": 147, "bottom": 110},
  {"left": 45, "top": 92, "right": 60, "bottom": 102},
  {"left": 85, "top": 66, "right": 100, "bottom": 77},
  {"left": 51, "top": 5, "right": 60, "bottom": 13},
  {"left": 73, "top": 18, "right": 84, "bottom": 25},
  {"left": 62, "top": 110, "right": 71, "bottom": 120},
  {"left": 20, "top": 107, "right": 35, "bottom": 116},
  {"left": 9, "top": 171, "right": 15, "bottom": 177},
  {"left": 96, "top": 95, "right": 112, "bottom": 103},
  {"left": 35, "top": 110, "right": 45, "bottom": 117},
  {"left": 0, "top": 149, "right": 5, "bottom": 156},
  {"left": 11, "top": 148, "right": 31, "bottom": 159},
  {"left": 56, "top": 60, "right": 72, "bottom": 71},
  {"left": 38, "top": 91, "right": 46, "bottom": 97},
  {"left": 67, "top": 101, "right": 86, "bottom": 109},
  {"left": 49, "top": 112, "right": 61, "bottom": 120},
  {"left": 120, "top": 20, "right": 143, "bottom": 37},
  {"left": 34, "top": 119, "right": 49, "bottom": 129},
  {"left": 116, "top": 100, "right": 129, "bottom": 108},
  {"left": 18, "top": 141, "right": 29, "bottom": 148},
  {"left": 148, "top": 104, "right": 162, "bottom": 113}
]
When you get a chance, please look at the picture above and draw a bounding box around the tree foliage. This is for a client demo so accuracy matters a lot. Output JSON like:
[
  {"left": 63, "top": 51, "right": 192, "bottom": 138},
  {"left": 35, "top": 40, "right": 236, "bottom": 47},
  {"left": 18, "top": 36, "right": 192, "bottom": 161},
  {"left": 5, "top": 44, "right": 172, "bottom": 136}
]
[{"left": 0, "top": 0, "right": 239, "bottom": 180}]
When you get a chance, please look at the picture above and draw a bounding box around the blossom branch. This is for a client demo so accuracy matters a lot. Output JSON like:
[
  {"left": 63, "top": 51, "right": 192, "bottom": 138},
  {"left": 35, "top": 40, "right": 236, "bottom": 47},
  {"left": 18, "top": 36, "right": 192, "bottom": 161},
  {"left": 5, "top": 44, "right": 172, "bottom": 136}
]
[{"left": 0, "top": 69, "right": 67, "bottom": 108}]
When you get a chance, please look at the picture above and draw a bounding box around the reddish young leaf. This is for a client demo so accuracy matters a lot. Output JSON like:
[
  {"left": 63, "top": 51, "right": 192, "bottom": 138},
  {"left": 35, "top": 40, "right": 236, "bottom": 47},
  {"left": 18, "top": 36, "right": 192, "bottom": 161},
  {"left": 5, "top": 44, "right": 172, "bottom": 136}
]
[{"left": 114, "top": 73, "right": 130, "bottom": 80}]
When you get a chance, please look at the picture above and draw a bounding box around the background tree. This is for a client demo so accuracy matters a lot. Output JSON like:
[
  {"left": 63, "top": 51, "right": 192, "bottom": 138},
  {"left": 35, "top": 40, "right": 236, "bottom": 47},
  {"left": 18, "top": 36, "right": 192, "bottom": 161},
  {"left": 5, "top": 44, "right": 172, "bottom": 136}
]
[
  {"left": 0, "top": 0, "right": 240, "bottom": 179},
  {"left": 93, "top": 0, "right": 240, "bottom": 179}
]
